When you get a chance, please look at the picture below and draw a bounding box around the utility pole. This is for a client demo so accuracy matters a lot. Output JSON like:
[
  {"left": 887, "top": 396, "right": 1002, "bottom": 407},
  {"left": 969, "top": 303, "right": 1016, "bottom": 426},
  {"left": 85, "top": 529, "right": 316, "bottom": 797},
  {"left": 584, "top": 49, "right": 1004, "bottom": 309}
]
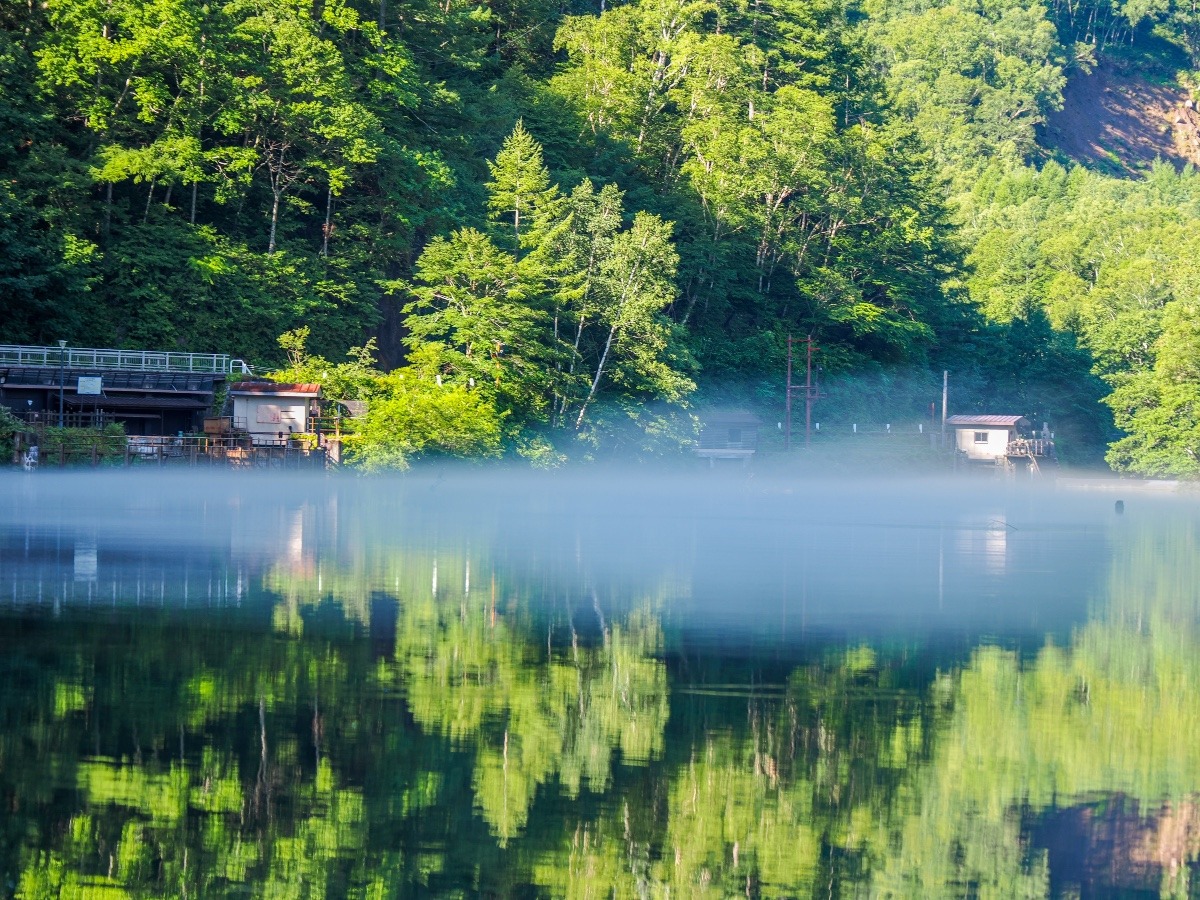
[
  {"left": 785, "top": 335, "right": 822, "bottom": 450},
  {"left": 941, "top": 369, "right": 948, "bottom": 447},
  {"left": 804, "top": 335, "right": 816, "bottom": 447},
  {"left": 785, "top": 336, "right": 793, "bottom": 451},
  {"left": 58, "top": 340, "right": 67, "bottom": 428}
]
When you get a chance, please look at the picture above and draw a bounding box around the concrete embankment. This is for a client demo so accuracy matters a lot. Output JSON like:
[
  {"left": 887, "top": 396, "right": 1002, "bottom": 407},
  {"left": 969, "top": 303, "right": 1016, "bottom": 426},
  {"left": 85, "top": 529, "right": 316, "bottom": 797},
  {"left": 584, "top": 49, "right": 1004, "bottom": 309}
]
[{"left": 1056, "top": 476, "right": 1193, "bottom": 494}]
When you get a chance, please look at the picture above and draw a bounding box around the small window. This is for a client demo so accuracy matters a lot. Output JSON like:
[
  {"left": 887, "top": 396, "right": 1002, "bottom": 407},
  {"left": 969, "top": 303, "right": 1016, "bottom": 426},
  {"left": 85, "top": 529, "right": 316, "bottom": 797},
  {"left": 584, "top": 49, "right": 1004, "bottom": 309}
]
[
  {"left": 728, "top": 428, "right": 742, "bottom": 444},
  {"left": 973, "top": 431, "right": 989, "bottom": 444}
]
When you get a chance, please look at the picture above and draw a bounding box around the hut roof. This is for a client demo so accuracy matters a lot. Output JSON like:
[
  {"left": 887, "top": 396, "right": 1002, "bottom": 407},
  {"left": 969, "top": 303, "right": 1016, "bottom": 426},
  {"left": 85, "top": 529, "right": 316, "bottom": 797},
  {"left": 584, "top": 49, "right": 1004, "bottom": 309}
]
[
  {"left": 701, "top": 408, "right": 762, "bottom": 426},
  {"left": 229, "top": 382, "right": 321, "bottom": 397},
  {"left": 945, "top": 415, "right": 1026, "bottom": 427},
  {"left": 69, "top": 394, "right": 209, "bottom": 410}
]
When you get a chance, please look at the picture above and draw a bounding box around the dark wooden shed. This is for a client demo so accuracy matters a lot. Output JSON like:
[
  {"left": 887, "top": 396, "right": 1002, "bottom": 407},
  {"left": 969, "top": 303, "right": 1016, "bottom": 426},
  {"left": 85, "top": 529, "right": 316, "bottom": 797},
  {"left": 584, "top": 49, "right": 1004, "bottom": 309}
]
[{"left": 695, "top": 409, "right": 762, "bottom": 464}]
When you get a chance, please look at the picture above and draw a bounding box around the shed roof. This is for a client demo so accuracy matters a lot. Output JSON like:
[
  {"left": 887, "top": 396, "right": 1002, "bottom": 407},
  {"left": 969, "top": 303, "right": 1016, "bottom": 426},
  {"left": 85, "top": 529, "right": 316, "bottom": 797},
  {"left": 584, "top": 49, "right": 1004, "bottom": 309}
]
[
  {"left": 945, "top": 415, "right": 1027, "bottom": 427},
  {"left": 67, "top": 394, "right": 209, "bottom": 410},
  {"left": 700, "top": 408, "right": 762, "bottom": 426},
  {"left": 229, "top": 382, "right": 321, "bottom": 397}
]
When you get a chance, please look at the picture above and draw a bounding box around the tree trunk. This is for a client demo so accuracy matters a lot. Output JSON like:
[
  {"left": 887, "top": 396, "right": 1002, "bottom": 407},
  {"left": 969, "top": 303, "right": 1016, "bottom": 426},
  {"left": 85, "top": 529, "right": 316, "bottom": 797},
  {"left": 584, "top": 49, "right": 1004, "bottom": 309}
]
[
  {"left": 636, "top": 49, "right": 669, "bottom": 153},
  {"left": 574, "top": 242, "right": 647, "bottom": 426},
  {"left": 575, "top": 324, "right": 618, "bottom": 428},
  {"left": 104, "top": 183, "right": 113, "bottom": 240},
  {"left": 321, "top": 185, "right": 332, "bottom": 257},
  {"left": 143, "top": 180, "right": 155, "bottom": 224},
  {"left": 268, "top": 189, "right": 281, "bottom": 253},
  {"left": 570, "top": 314, "right": 586, "bottom": 371}
]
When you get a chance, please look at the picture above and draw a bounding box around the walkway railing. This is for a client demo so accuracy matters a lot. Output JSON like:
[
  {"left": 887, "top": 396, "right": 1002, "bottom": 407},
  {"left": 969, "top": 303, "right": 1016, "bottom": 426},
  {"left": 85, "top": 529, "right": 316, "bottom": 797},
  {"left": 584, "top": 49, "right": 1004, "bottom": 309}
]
[
  {"left": 0, "top": 344, "right": 252, "bottom": 375},
  {"left": 19, "top": 410, "right": 116, "bottom": 429},
  {"left": 1006, "top": 438, "right": 1054, "bottom": 457},
  {"left": 14, "top": 433, "right": 325, "bottom": 469}
]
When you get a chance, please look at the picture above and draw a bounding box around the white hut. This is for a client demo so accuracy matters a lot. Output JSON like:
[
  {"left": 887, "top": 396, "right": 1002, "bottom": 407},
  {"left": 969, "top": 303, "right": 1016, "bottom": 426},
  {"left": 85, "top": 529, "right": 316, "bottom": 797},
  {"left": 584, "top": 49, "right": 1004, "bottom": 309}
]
[
  {"left": 229, "top": 382, "right": 321, "bottom": 444},
  {"left": 945, "top": 415, "right": 1028, "bottom": 461}
]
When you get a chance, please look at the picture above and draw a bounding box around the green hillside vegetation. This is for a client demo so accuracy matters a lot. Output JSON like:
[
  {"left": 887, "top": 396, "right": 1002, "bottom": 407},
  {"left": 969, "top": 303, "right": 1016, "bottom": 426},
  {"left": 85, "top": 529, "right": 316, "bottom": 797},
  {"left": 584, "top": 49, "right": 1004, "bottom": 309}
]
[{"left": 2, "top": 0, "right": 1199, "bottom": 470}]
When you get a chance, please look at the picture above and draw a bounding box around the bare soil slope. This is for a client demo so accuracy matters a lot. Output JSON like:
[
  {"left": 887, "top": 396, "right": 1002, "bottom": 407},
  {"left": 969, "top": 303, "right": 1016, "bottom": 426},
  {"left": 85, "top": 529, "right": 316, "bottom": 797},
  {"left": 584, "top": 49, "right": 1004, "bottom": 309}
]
[{"left": 1041, "top": 64, "right": 1200, "bottom": 173}]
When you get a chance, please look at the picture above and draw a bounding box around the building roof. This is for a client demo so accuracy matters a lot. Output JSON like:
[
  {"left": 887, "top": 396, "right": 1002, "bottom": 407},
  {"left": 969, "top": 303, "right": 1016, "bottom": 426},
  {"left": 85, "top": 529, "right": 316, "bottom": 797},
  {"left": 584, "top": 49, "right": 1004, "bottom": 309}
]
[
  {"left": 229, "top": 382, "right": 321, "bottom": 397},
  {"left": 66, "top": 394, "right": 210, "bottom": 410},
  {"left": 945, "top": 415, "right": 1027, "bottom": 427},
  {"left": 700, "top": 408, "right": 762, "bottom": 426}
]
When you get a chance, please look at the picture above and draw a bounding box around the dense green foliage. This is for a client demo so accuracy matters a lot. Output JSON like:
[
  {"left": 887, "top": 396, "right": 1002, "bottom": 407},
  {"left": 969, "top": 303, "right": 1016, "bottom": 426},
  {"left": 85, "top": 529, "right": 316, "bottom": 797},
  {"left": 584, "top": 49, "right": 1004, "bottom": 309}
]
[
  {"left": 961, "top": 162, "right": 1200, "bottom": 474},
  {"left": 4, "top": 0, "right": 1200, "bottom": 468},
  {"left": 27, "top": 423, "right": 129, "bottom": 464},
  {"left": 0, "top": 405, "right": 21, "bottom": 458}
]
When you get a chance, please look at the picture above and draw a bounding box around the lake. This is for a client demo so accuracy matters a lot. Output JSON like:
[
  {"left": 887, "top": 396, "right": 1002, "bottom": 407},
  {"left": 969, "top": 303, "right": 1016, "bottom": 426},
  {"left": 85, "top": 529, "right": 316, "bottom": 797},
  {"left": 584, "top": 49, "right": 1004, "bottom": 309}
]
[{"left": 2, "top": 470, "right": 1198, "bottom": 898}]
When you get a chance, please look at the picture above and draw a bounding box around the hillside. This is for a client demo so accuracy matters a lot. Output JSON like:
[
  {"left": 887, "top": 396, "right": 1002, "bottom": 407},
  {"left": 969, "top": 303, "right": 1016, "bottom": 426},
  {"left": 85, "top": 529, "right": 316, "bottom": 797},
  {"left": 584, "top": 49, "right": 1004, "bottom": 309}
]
[
  {"left": 1041, "top": 63, "right": 1200, "bottom": 173},
  {"left": 4, "top": 0, "right": 1200, "bottom": 474}
]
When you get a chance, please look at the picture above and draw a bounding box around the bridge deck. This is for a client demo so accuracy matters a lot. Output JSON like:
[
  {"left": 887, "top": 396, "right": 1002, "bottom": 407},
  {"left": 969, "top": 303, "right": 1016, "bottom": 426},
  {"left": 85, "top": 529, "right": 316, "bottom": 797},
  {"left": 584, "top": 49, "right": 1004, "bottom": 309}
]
[{"left": 0, "top": 345, "right": 251, "bottom": 375}]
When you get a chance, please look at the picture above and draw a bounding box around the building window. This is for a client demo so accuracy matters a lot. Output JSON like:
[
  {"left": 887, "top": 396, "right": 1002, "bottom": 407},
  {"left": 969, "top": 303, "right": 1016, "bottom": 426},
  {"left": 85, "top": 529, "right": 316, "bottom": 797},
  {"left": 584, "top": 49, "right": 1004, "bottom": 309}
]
[{"left": 974, "top": 431, "right": 989, "bottom": 444}]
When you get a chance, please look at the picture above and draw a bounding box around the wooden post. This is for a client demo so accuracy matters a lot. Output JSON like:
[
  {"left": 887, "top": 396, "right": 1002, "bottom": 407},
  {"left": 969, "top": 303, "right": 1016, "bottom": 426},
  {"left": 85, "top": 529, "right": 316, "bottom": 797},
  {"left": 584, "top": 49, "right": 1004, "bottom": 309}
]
[
  {"left": 785, "top": 335, "right": 793, "bottom": 451},
  {"left": 941, "top": 370, "right": 948, "bottom": 447},
  {"left": 804, "top": 335, "right": 815, "bottom": 448}
]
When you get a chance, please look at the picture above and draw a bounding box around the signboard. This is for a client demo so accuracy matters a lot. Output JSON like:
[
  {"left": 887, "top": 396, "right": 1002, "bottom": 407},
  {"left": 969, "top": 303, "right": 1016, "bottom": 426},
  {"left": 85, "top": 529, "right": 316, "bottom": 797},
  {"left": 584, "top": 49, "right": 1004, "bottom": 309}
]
[
  {"left": 77, "top": 376, "right": 102, "bottom": 395},
  {"left": 256, "top": 403, "right": 283, "bottom": 424}
]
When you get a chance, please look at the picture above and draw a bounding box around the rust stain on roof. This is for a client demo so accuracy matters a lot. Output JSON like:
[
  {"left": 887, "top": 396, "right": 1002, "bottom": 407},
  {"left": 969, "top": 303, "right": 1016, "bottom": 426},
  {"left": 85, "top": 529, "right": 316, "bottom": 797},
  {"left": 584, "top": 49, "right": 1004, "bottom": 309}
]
[
  {"left": 945, "top": 415, "right": 1026, "bottom": 427},
  {"left": 229, "top": 381, "right": 321, "bottom": 396}
]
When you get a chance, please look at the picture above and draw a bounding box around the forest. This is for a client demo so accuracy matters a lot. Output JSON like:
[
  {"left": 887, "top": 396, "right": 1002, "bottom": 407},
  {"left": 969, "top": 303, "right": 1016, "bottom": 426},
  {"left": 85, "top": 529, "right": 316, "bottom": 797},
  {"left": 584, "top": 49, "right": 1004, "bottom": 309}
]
[{"left": 2, "top": 0, "right": 1200, "bottom": 472}]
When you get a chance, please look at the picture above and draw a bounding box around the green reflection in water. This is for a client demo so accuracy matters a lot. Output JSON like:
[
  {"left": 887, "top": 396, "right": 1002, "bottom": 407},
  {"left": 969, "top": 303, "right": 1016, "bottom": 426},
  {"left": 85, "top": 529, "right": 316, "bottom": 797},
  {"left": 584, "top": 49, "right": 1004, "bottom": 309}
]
[
  {"left": 870, "top": 520, "right": 1200, "bottom": 898},
  {"left": 4, "top": 517, "right": 1200, "bottom": 897}
]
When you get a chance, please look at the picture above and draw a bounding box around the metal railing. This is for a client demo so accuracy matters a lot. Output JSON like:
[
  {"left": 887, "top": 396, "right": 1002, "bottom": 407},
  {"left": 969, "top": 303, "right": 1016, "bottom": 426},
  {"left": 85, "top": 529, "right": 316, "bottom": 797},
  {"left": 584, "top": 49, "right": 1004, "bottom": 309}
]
[
  {"left": 0, "top": 344, "right": 252, "bottom": 375},
  {"left": 14, "top": 433, "right": 323, "bottom": 468},
  {"left": 1006, "top": 438, "right": 1054, "bottom": 457},
  {"left": 122, "top": 435, "right": 325, "bottom": 468},
  {"left": 18, "top": 410, "right": 116, "bottom": 429}
]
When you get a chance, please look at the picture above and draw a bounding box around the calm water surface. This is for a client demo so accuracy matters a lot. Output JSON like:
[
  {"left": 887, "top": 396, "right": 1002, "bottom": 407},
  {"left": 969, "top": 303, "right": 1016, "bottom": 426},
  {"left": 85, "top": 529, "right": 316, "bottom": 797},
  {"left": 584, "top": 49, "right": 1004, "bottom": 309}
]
[{"left": 2, "top": 471, "right": 1199, "bottom": 898}]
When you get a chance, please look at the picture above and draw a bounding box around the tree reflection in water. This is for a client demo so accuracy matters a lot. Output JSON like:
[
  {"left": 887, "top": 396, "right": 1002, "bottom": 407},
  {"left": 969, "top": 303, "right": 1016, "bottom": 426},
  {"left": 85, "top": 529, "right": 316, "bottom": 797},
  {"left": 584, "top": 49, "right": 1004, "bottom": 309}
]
[{"left": 3, "top": 478, "right": 1200, "bottom": 897}]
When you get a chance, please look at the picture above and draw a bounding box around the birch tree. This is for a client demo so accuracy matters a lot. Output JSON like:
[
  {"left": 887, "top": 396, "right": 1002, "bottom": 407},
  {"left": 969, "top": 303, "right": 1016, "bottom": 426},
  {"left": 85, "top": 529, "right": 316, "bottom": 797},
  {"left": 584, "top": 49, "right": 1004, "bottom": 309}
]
[
  {"left": 571, "top": 212, "right": 694, "bottom": 428},
  {"left": 220, "top": 0, "right": 381, "bottom": 253}
]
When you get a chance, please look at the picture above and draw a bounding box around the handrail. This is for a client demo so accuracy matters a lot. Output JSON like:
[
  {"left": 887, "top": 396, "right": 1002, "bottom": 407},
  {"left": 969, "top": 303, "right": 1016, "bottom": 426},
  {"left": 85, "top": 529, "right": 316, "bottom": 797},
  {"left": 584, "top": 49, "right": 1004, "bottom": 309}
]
[
  {"left": 1007, "top": 437, "right": 1054, "bottom": 457},
  {"left": 0, "top": 344, "right": 252, "bottom": 375}
]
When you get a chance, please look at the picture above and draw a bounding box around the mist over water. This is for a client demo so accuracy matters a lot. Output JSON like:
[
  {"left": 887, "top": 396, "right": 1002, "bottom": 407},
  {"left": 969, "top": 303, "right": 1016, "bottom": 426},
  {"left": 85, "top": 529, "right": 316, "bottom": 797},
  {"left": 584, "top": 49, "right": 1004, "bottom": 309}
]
[
  {"left": 2, "top": 469, "right": 1124, "bottom": 638},
  {"left": 3, "top": 468, "right": 1200, "bottom": 897}
]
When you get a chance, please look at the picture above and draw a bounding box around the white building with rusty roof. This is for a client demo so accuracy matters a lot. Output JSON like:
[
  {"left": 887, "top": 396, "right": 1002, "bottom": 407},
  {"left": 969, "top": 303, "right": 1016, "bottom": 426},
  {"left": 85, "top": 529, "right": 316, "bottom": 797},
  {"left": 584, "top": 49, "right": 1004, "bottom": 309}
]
[
  {"left": 228, "top": 382, "right": 321, "bottom": 445},
  {"left": 945, "top": 414, "right": 1055, "bottom": 472}
]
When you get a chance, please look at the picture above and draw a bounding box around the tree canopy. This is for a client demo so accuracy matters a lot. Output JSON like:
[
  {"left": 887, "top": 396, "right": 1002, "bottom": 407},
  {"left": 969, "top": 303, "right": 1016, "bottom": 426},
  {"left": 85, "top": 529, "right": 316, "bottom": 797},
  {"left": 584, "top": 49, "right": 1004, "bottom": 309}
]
[{"left": 4, "top": 0, "right": 1200, "bottom": 470}]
